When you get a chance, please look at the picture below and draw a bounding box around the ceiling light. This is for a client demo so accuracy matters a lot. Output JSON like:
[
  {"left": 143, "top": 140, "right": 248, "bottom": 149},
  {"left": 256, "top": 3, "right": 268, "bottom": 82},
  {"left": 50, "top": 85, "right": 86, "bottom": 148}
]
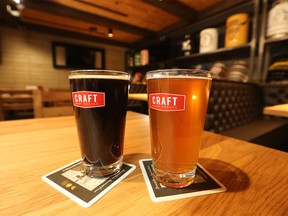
[
  {"left": 108, "top": 28, "right": 113, "bottom": 38},
  {"left": 6, "top": 0, "right": 24, "bottom": 17}
]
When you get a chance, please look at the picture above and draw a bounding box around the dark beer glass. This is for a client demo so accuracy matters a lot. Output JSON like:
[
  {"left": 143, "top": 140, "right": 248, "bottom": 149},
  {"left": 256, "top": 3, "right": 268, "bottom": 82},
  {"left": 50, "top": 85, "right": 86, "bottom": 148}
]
[
  {"left": 146, "top": 69, "right": 212, "bottom": 188},
  {"left": 69, "top": 70, "right": 130, "bottom": 177}
]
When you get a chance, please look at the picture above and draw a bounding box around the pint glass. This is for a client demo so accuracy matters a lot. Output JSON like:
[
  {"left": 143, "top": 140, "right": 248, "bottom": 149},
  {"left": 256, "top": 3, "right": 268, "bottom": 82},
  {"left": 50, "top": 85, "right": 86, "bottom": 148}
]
[
  {"left": 69, "top": 70, "right": 130, "bottom": 177},
  {"left": 146, "top": 69, "right": 212, "bottom": 188}
]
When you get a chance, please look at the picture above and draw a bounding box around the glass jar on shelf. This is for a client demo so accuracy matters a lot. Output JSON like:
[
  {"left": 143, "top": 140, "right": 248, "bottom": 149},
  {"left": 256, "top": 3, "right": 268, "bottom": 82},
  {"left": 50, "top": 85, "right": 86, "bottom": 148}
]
[{"left": 266, "top": 0, "right": 288, "bottom": 39}]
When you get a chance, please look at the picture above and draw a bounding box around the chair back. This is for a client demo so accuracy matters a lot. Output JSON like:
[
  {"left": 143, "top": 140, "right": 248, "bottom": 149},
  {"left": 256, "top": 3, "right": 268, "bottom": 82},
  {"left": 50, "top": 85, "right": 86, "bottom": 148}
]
[
  {"left": 0, "top": 88, "right": 34, "bottom": 120},
  {"left": 33, "top": 90, "right": 73, "bottom": 118}
]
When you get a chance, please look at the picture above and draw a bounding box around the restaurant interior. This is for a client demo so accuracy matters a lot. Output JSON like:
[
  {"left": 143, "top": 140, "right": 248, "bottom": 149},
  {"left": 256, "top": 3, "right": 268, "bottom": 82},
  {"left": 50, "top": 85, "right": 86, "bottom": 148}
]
[
  {"left": 1, "top": 0, "right": 287, "bottom": 150},
  {"left": 0, "top": 0, "right": 288, "bottom": 214}
]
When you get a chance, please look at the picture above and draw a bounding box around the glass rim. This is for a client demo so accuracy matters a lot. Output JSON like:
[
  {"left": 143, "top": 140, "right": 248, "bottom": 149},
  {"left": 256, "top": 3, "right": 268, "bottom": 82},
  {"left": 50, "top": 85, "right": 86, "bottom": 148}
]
[
  {"left": 69, "top": 69, "right": 130, "bottom": 79},
  {"left": 146, "top": 68, "right": 213, "bottom": 79}
]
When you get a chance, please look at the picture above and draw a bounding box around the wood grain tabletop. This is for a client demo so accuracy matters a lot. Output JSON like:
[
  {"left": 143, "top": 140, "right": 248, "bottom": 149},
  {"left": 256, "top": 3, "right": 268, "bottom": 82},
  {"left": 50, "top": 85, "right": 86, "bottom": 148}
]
[{"left": 0, "top": 111, "right": 287, "bottom": 215}]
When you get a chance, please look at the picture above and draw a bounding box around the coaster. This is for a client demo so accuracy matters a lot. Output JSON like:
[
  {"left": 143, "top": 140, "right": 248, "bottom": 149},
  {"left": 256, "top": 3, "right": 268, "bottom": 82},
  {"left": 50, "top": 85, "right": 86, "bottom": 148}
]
[
  {"left": 139, "top": 159, "right": 226, "bottom": 202},
  {"left": 42, "top": 159, "right": 136, "bottom": 207}
]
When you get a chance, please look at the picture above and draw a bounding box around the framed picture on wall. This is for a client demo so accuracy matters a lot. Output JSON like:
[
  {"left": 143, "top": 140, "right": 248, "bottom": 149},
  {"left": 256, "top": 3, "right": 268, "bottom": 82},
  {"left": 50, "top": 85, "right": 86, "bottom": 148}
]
[{"left": 52, "top": 42, "right": 105, "bottom": 69}]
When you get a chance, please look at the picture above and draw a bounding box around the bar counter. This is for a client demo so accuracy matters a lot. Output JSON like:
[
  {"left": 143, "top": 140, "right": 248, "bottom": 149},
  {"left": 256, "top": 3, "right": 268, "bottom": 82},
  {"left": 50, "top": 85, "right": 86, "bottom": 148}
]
[{"left": 0, "top": 111, "right": 287, "bottom": 215}]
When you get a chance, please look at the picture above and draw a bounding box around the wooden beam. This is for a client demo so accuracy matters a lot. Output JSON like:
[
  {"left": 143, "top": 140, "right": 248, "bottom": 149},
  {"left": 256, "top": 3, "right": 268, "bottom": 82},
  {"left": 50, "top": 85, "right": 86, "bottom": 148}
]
[
  {"left": 1, "top": 21, "right": 130, "bottom": 47},
  {"left": 131, "top": 0, "right": 254, "bottom": 48},
  {"left": 23, "top": 0, "right": 154, "bottom": 37},
  {"left": 198, "top": 0, "right": 249, "bottom": 20},
  {"left": 75, "top": 0, "right": 128, "bottom": 17},
  {"left": 142, "top": 0, "right": 198, "bottom": 22},
  {"left": 27, "top": 23, "right": 130, "bottom": 47}
]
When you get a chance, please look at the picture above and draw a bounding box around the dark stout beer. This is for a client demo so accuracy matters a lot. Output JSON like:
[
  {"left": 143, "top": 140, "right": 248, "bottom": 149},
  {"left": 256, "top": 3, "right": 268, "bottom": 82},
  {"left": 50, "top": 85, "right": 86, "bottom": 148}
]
[{"left": 69, "top": 71, "right": 129, "bottom": 176}]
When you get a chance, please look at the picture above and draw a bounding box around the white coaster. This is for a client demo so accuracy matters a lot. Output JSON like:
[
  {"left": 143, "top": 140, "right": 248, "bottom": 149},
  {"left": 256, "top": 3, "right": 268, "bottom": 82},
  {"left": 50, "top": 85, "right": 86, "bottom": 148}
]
[{"left": 42, "top": 159, "right": 136, "bottom": 207}]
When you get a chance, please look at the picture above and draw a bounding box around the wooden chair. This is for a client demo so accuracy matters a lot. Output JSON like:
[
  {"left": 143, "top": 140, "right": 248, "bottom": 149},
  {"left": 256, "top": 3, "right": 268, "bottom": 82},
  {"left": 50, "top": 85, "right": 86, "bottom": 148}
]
[
  {"left": 33, "top": 90, "right": 73, "bottom": 118},
  {"left": 0, "top": 89, "right": 34, "bottom": 121}
]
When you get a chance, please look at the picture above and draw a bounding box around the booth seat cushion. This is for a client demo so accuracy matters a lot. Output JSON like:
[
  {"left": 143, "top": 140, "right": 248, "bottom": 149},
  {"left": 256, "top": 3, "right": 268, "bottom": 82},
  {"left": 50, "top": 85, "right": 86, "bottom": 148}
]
[
  {"left": 221, "top": 119, "right": 288, "bottom": 150},
  {"left": 204, "top": 80, "right": 288, "bottom": 151},
  {"left": 220, "top": 118, "right": 287, "bottom": 141},
  {"left": 205, "top": 80, "right": 263, "bottom": 133},
  {"left": 261, "top": 83, "right": 288, "bottom": 106}
]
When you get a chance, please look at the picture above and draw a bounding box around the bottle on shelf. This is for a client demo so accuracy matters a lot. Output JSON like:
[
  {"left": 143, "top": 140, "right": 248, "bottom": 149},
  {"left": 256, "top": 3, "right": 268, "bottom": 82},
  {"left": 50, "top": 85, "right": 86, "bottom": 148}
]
[
  {"left": 126, "top": 52, "right": 134, "bottom": 68},
  {"left": 134, "top": 52, "right": 141, "bottom": 67},
  {"left": 181, "top": 34, "right": 192, "bottom": 56},
  {"left": 140, "top": 49, "right": 149, "bottom": 66}
]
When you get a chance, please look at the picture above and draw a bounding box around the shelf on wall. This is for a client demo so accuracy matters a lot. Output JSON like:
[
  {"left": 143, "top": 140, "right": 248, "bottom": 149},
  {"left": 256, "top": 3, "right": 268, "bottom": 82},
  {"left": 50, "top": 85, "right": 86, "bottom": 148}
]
[
  {"left": 128, "top": 43, "right": 252, "bottom": 72},
  {"left": 264, "top": 36, "right": 288, "bottom": 46},
  {"left": 127, "top": 0, "right": 260, "bottom": 81},
  {"left": 173, "top": 43, "right": 251, "bottom": 64}
]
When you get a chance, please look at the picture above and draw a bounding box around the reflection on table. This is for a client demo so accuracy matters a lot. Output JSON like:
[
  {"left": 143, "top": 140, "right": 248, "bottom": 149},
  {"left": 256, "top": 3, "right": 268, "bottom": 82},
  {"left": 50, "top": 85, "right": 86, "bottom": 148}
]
[
  {"left": 0, "top": 111, "right": 287, "bottom": 215},
  {"left": 263, "top": 103, "right": 288, "bottom": 118},
  {"left": 128, "top": 93, "right": 148, "bottom": 101}
]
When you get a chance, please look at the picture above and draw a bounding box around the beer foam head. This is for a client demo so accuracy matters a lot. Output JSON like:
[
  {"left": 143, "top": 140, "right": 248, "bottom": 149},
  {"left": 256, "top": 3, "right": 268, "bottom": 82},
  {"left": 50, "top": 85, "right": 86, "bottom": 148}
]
[
  {"left": 146, "top": 76, "right": 212, "bottom": 80},
  {"left": 146, "top": 69, "right": 213, "bottom": 80},
  {"left": 69, "top": 70, "right": 130, "bottom": 80}
]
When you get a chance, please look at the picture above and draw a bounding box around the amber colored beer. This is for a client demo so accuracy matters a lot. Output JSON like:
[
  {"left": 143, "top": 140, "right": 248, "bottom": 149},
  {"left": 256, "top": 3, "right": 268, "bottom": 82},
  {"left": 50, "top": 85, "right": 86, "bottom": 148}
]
[{"left": 147, "top": 70, "right": 212, "bottom": 188}]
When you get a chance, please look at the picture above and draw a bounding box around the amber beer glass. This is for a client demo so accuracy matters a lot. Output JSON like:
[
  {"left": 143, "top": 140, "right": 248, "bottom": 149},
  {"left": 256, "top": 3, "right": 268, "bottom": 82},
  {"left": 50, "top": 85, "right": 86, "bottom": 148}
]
[
  {"left": 69, "top": 70, "right": 130, "bottom": 177},
  {"left": 146, "top": 69, "right": 212, "bottom": 188}
]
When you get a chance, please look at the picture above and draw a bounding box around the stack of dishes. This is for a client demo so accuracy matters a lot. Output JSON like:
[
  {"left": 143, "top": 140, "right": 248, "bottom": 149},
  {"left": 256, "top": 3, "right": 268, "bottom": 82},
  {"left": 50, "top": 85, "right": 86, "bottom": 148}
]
[
  {"left": 227, "top": 60, "right": 249, "bottom": 82},
  {"left": 210, "top": 62, "right": 228, "bottom": 79}
]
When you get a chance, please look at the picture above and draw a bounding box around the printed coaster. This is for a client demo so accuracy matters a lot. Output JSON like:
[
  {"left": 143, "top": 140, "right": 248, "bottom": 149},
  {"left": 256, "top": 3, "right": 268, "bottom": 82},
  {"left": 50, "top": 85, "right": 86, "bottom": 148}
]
[
  {"left": 139, "top": 159, "right": 226, "bottom": 202},
  {"left": 42, "top": 159, "right": 136, "bottom": 207}
]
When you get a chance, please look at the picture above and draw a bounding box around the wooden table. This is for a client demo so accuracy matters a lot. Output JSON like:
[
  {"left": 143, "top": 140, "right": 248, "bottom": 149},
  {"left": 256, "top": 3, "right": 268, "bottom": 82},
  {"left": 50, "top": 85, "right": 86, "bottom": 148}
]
[
  {"left": 0, "top": 112, "right": 287, "bottom": 215},
  {"left": 263, "top": 103, "right": 288, "bottom": 118},
  {"left": 128, "top": 93, "right": 148, "bottom": 101}
]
